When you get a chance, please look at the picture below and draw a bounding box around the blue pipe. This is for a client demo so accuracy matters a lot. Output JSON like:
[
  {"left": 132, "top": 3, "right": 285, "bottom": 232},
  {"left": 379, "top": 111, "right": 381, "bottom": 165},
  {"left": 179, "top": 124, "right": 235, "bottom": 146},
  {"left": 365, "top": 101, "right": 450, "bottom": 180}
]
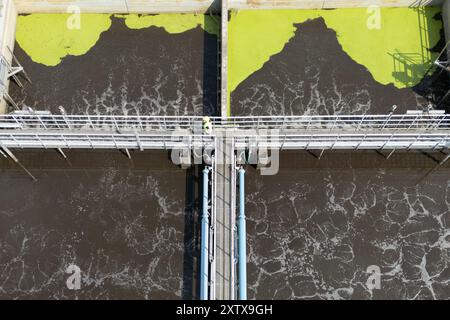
[
  {"left": 238, "top": 168, "right": 247, "bottom": 300},
  {"left": 200, "top": 167, "right": 210, "bottom": 300}
]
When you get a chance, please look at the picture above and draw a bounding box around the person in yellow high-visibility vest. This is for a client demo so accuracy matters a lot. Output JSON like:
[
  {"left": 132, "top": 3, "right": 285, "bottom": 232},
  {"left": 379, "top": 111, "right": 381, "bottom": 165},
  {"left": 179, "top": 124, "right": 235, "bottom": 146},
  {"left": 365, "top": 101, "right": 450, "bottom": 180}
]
[{"left": 202, "top": 116, "right": 212, "bottom": 134}]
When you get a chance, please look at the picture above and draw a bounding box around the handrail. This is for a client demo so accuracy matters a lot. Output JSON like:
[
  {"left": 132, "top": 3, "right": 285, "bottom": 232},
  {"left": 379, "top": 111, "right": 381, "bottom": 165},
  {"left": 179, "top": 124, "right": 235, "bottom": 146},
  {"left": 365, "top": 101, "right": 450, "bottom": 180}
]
[{"left": 1, "top": 113, "right": 450, "bottom": 132}]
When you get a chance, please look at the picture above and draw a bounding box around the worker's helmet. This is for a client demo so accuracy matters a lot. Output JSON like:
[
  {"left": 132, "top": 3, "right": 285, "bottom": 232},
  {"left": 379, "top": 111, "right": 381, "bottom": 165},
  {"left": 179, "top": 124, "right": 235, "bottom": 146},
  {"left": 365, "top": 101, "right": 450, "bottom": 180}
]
[{"left": 202, "top": 116, "right": 211, "bottom": 123}]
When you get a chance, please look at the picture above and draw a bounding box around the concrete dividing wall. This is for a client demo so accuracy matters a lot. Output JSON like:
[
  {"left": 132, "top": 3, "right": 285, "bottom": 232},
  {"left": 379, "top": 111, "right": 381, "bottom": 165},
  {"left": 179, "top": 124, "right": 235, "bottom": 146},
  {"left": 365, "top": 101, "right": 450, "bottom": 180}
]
[
  {"left": 231, "top": 0, "right": 443, "bottom": 10},
  {"left": 14, "top": 0, "right": 219, "bottom": 13},
  {"left": 12, "top": 0, "right": 444, "bottom": 14},
  {"left": 0, "top": 0, "right": 17, "bottom": 114},
  {"left": 1, "top": 0, "right": 16, "bottom": 61}
]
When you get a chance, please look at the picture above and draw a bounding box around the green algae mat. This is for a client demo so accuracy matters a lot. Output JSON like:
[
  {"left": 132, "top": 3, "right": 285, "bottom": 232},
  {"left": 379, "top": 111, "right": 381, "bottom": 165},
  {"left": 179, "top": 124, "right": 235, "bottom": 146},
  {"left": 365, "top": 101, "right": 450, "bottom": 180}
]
[
  {"left": 15, "top": 13, "right": 218, "bottom": 67},
  {"left": 228, "top": 8, "right": 442, "bottom": 92}
]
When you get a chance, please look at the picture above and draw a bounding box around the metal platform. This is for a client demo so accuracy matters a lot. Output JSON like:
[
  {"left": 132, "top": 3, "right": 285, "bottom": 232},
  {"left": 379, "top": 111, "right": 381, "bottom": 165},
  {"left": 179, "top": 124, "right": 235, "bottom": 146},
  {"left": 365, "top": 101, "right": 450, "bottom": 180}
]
[
  {"left": 0, "top": 113, "right": 450, "bottom": 151},
  {"left": 210, "top": 133, "right": 236, "bottom": 299}
]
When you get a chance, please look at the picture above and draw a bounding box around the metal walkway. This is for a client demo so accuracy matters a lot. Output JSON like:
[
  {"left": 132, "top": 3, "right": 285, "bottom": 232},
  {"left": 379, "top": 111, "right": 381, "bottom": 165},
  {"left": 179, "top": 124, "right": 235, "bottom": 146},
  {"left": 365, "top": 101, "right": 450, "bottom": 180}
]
[
  {"left": 1, "top": 112, "right": 450, "bottom": 151},
  {"left": 210, "top": 133, "right": 236, "bottom": 299}
]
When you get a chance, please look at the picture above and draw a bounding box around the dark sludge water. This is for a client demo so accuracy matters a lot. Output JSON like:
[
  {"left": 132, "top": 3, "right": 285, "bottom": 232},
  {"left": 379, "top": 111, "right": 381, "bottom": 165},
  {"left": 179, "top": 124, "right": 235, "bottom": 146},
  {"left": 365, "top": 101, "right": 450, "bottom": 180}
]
[
  {"left": 0, "top": 150, "right": 201, "bottom": 299},
  {"left": 245, "top": 151, "right": 450, "bottom": 299}
]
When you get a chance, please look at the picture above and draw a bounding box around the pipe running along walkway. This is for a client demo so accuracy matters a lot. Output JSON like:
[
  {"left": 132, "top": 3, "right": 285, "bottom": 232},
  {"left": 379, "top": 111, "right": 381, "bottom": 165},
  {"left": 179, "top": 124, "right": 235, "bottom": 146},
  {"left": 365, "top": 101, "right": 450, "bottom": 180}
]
[{"left": 200, "top": 134, "right": 245, "bottom": 300}]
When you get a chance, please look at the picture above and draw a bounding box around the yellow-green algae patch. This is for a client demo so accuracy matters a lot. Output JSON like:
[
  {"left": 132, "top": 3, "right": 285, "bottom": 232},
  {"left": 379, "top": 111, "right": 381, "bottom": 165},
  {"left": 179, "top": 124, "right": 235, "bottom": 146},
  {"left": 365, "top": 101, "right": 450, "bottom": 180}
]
[
  {"left": 16, "top": 13, "right": 218, "bottom": 67},
  {"left": 16, "top": 14, "right": 112, "bottom": 66},
  {"left": 118, "top": 14, "right": 219, "bottom": 36},
  {"left": 229, "top": 8, "right": 442, "bottom": 96}
]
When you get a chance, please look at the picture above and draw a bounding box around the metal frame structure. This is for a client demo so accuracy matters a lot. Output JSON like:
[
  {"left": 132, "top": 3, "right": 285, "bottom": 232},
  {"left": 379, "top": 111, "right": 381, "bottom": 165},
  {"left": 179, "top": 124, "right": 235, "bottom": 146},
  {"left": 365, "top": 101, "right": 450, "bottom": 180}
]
[
  {"left": 0, "top": 50, "right": 31, "bottom": 110},
  {"left": 0, "top": 113, "right": 449, "bottom": 151}
]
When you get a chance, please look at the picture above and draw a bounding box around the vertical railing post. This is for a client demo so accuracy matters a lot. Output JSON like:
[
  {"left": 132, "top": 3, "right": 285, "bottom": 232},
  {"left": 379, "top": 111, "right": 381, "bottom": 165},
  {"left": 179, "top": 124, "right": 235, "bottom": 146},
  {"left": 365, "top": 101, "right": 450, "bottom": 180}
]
[
  {"left": 357, "top": 115, "right": 365, "bottom": 130},
  {"left": 382, "top": 113, "right": 393, "bottom": 130},
  {"left": 331, "top": 116, "right": 338, "bottom": 131}
]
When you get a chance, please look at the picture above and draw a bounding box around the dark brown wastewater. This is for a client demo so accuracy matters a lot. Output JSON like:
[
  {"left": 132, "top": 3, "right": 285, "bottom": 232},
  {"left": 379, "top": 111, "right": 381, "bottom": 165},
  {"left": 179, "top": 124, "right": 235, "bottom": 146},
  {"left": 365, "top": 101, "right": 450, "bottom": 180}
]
[
  {"left": 246, "top": 152, "right": 450, "bottom": 299},
  {"left": 1, "top": 15, "right": 449, "bottom": 299},
  {"left": 0, "top": 151, "right": 199, "bottom": 299}
]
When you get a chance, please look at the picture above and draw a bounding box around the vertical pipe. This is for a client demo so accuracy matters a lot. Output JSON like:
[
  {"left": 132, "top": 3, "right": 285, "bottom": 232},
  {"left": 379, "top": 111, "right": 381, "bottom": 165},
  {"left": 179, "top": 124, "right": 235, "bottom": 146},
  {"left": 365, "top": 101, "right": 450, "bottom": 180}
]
[
  {"left": 238, "top": 168, "right": 247, "bottom": 300},
  {"left": 200, "top": 167, "right": 210, "bottom": 300}
]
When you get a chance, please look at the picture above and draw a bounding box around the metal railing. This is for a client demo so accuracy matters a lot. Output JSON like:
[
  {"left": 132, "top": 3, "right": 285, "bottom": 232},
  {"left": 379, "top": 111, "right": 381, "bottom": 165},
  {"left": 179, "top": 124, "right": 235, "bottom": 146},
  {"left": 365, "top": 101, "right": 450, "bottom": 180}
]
[
  {"left": 1, "top": 113, "right": 450, "bottom": 132},
  {"left": 216, "top": 114, "right": 450, "bottom": 131},
  {"left": 0, "top": 132, "right": 215, "bottom": 149},
  {"left": 234, "top": 133, "right": 450, "bottom": 150}
]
